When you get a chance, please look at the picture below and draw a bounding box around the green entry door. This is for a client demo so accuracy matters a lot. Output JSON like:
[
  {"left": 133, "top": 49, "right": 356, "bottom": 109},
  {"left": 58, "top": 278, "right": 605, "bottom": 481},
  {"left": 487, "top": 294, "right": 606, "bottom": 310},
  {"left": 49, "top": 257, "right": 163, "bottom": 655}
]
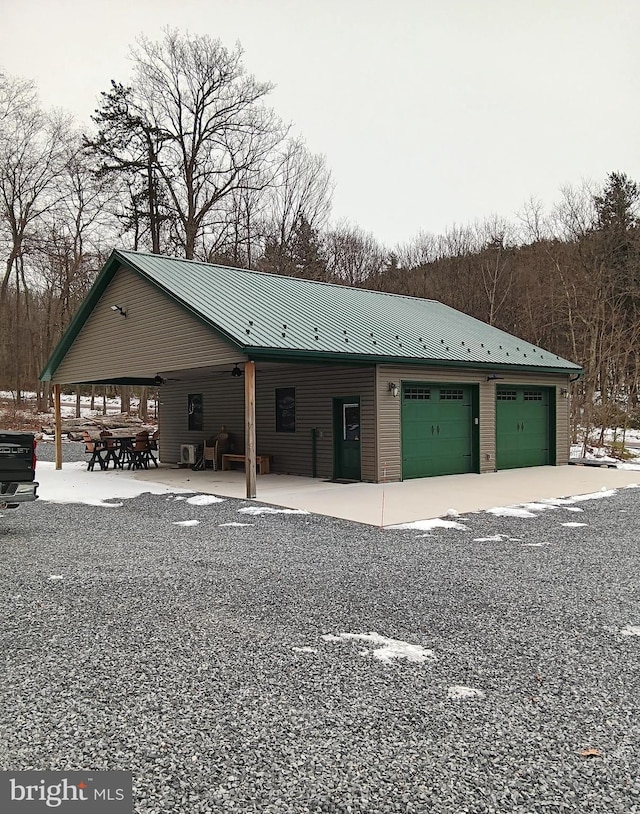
[
  {"left": 333, "top": 397, "right": 361, "bottom": 480},
  {"left": 401, "top": 384, "right": 475, "bottom": 478},
  {"left": 496, "top": 387, "right": 550, "bottom": 469}
]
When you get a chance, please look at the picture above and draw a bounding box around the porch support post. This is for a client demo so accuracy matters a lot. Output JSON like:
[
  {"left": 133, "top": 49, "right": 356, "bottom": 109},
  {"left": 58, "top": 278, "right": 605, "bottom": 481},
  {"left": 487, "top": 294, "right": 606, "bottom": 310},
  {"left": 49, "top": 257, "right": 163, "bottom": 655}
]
[
  {"left": 244, "top": 360, "right": 257, "bottom": 499},
  {"left": 54, "top": 383, "right": 62, "bottom": 470}
]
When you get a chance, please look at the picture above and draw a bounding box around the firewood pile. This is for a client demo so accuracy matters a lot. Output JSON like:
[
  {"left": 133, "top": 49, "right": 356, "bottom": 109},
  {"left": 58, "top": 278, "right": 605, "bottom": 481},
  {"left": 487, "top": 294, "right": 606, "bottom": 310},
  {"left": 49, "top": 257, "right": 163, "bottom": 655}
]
[{"left": 41, "top": 414, "right": 157, "bottom": 440}]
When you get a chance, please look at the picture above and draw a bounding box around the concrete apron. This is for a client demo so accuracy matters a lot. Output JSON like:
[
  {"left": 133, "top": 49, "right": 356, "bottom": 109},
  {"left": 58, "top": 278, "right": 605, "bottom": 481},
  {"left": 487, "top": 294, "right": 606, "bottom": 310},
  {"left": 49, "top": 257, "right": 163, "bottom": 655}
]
[{"left": 133, "top": 464, "right": 640, "bottom": 527}]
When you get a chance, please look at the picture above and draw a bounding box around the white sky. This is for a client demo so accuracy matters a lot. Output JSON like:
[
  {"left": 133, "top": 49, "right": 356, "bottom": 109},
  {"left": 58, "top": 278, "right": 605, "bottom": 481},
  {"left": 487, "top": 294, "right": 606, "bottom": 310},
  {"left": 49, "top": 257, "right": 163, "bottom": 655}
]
[{"left": 1, "top": 0, "right": 639, "bottom": 246}]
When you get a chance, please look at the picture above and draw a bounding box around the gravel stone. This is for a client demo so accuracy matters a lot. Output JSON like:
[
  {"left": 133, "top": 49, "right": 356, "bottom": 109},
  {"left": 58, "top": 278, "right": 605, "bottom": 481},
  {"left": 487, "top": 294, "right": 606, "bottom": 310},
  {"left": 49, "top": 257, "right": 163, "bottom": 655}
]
[{"left": 1, "top": 445, "right": 639, "bottom": 812}]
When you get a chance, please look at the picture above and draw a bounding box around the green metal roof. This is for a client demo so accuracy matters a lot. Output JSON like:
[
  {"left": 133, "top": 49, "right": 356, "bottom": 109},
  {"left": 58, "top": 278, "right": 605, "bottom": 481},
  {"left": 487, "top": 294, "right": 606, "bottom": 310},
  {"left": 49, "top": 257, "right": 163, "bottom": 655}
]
[{"left": 41, "top": 248, "right": 582, "bottom": 380}]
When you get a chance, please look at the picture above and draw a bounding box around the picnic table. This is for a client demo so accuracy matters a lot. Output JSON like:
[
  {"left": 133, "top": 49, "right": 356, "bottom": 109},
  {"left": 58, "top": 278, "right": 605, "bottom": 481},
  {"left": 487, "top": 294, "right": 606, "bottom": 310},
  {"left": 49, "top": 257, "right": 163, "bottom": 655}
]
[{"left": 83, "top": 431, "right": 158, "bottom": 471}]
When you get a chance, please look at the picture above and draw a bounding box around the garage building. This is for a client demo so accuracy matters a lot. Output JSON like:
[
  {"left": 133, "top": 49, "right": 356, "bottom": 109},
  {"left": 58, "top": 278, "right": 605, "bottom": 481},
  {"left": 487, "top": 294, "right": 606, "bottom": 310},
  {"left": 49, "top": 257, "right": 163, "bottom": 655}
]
[{"left": 41, "top": 249, "right": 582, "bottom": 494}]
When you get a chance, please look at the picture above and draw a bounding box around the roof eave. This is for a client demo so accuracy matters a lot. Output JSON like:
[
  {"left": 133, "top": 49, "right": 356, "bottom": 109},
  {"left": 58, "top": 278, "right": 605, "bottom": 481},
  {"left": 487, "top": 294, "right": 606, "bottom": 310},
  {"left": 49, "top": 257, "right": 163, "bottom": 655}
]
[{"left": 243, "top": 346, "right": 582, "bottom": 374}]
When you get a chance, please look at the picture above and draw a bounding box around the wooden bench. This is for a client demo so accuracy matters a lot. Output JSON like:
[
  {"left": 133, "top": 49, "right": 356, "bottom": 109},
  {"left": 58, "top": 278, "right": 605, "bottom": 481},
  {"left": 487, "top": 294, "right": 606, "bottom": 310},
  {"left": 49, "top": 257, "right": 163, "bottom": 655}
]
[{"left": 221, "top": 453, "right": 271, "bottom": 475}]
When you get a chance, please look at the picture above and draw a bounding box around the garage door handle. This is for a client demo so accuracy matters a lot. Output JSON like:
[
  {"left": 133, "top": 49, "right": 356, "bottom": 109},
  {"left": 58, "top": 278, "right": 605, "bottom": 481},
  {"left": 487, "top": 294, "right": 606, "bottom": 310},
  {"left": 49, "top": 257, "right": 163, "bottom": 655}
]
[
  {"left": 431, "top": 425, "right": 435, "bottom": 435},
  {"left": 437, "top": 425, "right": 440, "bottom": 434}
]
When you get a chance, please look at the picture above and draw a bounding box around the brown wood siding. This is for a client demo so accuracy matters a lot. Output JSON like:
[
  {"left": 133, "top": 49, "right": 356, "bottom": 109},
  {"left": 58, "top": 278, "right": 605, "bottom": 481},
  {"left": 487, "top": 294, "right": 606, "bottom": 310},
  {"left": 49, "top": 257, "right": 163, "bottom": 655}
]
[
  {"left": 159, "top": 376, "right": 245, "bottom": 465},
  {"left": 555, "top": 379, "right": 571, "bottom": 464},
  {"left": 159, "top": 364, "right": 376, "bottom": 479},
  {"left": 255, "top": 365, "right": 376, "bottom": 480},
  {"left": 376, "top": 366, "right": 571, "bottom": 480},
  {"left": 53, "top": 265, "right": 243, "bottom": 383}
]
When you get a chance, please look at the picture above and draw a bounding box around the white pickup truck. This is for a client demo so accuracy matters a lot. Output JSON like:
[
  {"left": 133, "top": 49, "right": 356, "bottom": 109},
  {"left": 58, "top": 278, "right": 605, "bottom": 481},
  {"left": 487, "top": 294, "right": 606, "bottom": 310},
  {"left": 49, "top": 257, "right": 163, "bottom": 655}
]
[{"left": 0, "top": 431, "right": 39, "bottom": 510}]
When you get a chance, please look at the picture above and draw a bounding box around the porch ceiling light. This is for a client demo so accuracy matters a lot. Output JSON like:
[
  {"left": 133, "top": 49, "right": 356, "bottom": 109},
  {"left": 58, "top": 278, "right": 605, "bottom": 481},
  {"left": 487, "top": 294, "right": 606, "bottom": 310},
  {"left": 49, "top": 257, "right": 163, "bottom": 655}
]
[
  {"left": 388, "top": 382, "right": 399, "bottom": 398},
  {"left": 110, "top": 304, "right": 127, "bottom": 317}
]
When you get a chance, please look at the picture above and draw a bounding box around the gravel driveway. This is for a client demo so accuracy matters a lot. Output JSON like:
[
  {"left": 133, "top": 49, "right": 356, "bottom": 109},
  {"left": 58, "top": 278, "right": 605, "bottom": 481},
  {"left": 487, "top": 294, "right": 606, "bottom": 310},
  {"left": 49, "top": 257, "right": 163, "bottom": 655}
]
[{"left": 1, "top": 444, "right": 639, "bottom": 813}]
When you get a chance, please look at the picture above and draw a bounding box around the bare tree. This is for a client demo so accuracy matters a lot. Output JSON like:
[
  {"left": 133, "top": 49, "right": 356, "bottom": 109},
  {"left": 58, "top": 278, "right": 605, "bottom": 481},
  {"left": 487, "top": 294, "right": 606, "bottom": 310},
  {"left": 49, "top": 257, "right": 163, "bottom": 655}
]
[
  {"left": 324, "top": 220, "right": 386, "bottom": 286},
  {"left": 258, "top": 138, "right": 333, "bottom": 276},
  {"left": 475, "top": 216, "right": 516, "bottom": 326},
  {"left": 0, "top": 72, "right": 74, "bottom": 399},
  {"left": 88, "top": 30, "right": 285, "bottom": 260}
]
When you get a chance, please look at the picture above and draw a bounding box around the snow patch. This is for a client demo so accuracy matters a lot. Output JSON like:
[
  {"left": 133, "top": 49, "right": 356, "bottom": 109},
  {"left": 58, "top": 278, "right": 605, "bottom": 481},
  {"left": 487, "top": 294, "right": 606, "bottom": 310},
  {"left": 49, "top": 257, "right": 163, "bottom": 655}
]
[
  {"left": 238, "top": 506, "right": 309, "bottom": 515},
  {"left": 447, "top": 685, "right": 485, "bottom": 700},
  {"left": 186, "top": 494, "right": 225, "bottom": 506},
  {"left": 388, "top": 518, "right": 468, "bottom": 531},
  {"left": 292, "top": 646, "right": 318, "bottom": 654},
  {"left": 472, "top": 534, "right": 508, "bottom": 542},
  {"left": 322, "top": 631, "right": 435, "bottom": 663},
  {"left": 620, "top": 625, "right": 640, "bottom": 637},
  {"left": 48, "top": 575, "right": 63, "bottom": 581},
  {"left": 219, "top": 522, "right": 253, "bottom": 527},
  {"left": 487, "top": 488, "right": 618, "bottom": 520},
  {"left": 521, "top": 502, "right": 554, "bottom": 512},
  {"left": 486, "top": 507, "right": 537, "bottom": 518},
  {"left": 561, "top": 522, "right": 588, "bottom": 528},
  {"left": 568, "top": 488, "right": 617, "bottom": 502},
  {"left": 173, "top": 519, "right": 199, "bottom": 526}
]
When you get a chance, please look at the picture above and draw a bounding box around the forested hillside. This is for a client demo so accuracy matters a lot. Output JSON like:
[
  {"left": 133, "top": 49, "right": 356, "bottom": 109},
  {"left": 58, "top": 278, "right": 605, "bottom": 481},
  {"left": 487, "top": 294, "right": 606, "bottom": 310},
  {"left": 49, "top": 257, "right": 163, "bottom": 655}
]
[{"left": 1, "top": 30, "right": 638, "bottom": 442}]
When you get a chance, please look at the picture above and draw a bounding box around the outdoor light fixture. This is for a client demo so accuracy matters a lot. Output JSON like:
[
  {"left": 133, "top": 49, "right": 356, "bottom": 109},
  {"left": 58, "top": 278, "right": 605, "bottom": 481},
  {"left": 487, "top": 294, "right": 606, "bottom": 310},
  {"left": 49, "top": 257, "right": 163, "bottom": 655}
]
[
  {"left": 560, "top": 387, "right": 569, "bottom": 398},
  {"left": 388, "top": 382, "right": 399, "bottom": 398},
  {"left": 154, "top": 374, "right": 165, "bottom": 386},
  {"left": 110, "top": 304, "right": 127, "bottom": 317},
  {"left": 231, "top": 364, "right": 243, "bottom": 378},
  {"left": 486, "top": 374, "right": 505, "bottom": 381}
]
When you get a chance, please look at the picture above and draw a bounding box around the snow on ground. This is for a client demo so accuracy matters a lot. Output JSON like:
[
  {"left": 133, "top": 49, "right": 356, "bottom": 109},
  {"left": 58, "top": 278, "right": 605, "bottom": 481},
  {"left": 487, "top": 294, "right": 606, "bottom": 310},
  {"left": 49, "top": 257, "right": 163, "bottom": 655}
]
[
  {"left": 321, "top": 632, "right": 436, "bottom": 663},
  {"left": 1, "top": 390, "right": 157, "bottom": 420},
  {"left": 447, "top": 686, "right": 485, "bottom": 700},
  {"left": 487, "top": 506, "right": 539, "bottom": 518},
  {"left": 619, "top": 625, "right": 640, "bottom": 637},
  {"left": 387, "top": 518, "right": 468, "bottom": 531},
  {"left": 185, "top": 494, "right": 225, "bottom": 506},
  {"left": 238, "top": 506, "right": 309, "bottom": 516},
  {"left": 483, "top": 488, "right": 627, "bottom": 523},
  {"left": 35, "top": 461, "right": 191, "bottom": 507}
]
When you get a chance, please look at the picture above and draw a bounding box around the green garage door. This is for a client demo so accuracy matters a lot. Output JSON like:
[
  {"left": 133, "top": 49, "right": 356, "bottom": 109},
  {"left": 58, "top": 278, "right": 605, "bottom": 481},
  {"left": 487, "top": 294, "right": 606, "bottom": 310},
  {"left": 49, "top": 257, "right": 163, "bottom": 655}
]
[
  {"left": 401, "top": 384, "right": 475, "bottom": 478},
  {"left": 496, "top": 387, "right": 551, "bottom": 469}
]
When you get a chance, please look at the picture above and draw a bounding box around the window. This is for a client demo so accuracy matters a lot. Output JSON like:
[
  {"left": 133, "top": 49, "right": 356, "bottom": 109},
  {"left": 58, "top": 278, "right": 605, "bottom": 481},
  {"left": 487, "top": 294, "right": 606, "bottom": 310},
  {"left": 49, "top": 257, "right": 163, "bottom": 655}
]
[
  {"left": 276, "top": 387, "right": 296, "bottom": 432},
  {"left": 188, "top": 393, "right": 203, "bottom": 431},
  {"left": 404, "top": 387, "right": 430, "bottom": 400},
  {"left": 497, "top": 390, "right": 517, "bottom": 401},
  {"left": 343, "top": 403, "right": 360, "bottom": 440},
  {"left": 440, "top": 388, "right": 464, "bottom": 400},
  {"left": 524, "top": 391, "right": 543, "bottom": 401}
]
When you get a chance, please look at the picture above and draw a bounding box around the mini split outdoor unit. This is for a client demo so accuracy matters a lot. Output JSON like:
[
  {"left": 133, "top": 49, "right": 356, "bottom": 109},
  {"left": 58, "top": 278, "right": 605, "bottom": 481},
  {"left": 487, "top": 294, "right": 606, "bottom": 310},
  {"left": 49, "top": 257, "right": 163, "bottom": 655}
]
[{"left": 180, "top": 444, "right": 198, "bottom": 465}]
